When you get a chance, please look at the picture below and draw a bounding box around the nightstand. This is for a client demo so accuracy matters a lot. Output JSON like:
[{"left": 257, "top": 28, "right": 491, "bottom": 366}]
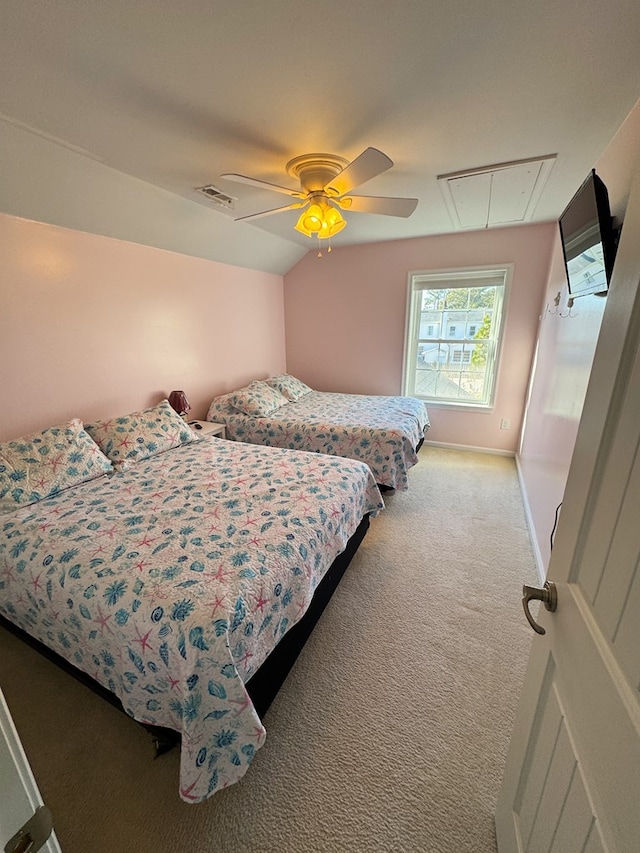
[{"left": 188, "top": 420, "right": 227, "bottom": 439}]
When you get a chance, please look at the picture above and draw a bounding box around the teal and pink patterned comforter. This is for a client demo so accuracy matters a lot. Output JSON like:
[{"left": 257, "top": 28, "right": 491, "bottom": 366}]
[
  {"left": 207, "top": 390, "right": 429, "bottom": 491},
  {"left": 0, "top": 438, "right": 383, "bottom": 802}
]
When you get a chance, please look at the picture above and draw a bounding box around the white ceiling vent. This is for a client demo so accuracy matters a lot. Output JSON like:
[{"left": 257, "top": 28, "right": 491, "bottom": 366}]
[
  {"left": 437, "top": 155, "right": 556, "bottom": 230},
  {"left": 195, "top": 185, "right": 236, "bottom": 209}
]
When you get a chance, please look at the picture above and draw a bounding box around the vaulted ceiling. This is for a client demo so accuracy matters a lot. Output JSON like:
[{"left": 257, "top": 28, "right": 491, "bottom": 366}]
[{"left": 1, "top": 1, "right": 640, "bottom": 274}]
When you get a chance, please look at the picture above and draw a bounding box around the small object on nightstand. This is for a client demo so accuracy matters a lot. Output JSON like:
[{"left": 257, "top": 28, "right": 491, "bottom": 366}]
[
  {"left": 188, "top": 420, "right": 226, "bottom": 439},
  {"left": 168, "top": 390, "right": 191, "bottom": 417}
]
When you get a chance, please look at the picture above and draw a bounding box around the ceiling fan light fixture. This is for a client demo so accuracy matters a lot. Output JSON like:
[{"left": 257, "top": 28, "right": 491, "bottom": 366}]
[{"left": 294, "top": 200, "right": 346, "bottom": 238}]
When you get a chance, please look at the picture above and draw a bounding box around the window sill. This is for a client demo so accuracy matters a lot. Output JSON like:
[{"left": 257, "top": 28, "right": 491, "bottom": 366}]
[{"left": 417, "top": 399, "right": 495, "bottom": 413}]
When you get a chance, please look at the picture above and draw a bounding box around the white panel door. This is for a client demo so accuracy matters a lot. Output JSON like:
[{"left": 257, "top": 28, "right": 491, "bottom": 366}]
[
  {"left": 495, "top": 161, "right": 640, "bottom": 852},
  {"left": 0, "top": 688, "right": 61, "bottom": 853}
]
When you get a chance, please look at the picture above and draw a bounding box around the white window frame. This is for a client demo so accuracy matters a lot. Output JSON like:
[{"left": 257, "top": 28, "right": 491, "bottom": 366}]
[{"left": 402, "top": 265, "right": 512, "bottom": 410}]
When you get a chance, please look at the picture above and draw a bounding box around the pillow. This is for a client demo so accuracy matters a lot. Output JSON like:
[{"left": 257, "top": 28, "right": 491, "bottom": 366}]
[
  {"left": 85, "top": 399, "right": 197, "bottom": 469},
  {"left": 229, "top": 380, "right": 288, "bottom": 417},
  {"left": 0, "top": 418, "right": 113, "bottom": 513},
  {"left": 206, "top": 392, "right": 238, "bottom": 422},
  {"left": 265, "top": 374, "right": 313, "bottom": 401}
]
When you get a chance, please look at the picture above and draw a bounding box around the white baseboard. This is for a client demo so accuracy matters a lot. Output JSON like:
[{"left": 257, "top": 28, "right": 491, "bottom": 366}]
[
  {"left": 422, "top": 439, "right": 515, "bottom": 457},
  {"left": 514, "top": 454, "right": 546, "bottom": 584}
]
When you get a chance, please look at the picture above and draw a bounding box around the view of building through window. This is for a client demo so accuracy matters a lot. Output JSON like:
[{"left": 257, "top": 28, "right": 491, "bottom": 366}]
[{"left": 403, "top": 268, "right": 508, "bottom": 407}]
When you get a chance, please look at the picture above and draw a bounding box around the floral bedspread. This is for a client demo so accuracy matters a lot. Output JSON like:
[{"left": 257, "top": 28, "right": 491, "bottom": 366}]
[
  {"left": 207, "top": 391, "right": 429, "bottom": 491},
  {"left": 0, "top": 439, "right": 383, "bottom": 802}
]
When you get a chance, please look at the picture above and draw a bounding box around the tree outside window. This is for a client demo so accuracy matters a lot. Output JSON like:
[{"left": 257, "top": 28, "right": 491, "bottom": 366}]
[{"left": 471, "top": 313, "right": 492, "bottom": 367}]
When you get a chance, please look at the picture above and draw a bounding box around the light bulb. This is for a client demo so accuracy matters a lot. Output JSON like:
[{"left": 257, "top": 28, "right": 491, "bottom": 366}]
[{"left": 295, "top": 203, "right": 324, "bottom": 236}]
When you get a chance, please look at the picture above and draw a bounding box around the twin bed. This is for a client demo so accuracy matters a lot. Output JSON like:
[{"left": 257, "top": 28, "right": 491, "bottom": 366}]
[{"left": 0, "top": 381, "right": 427, "bottom": 802}]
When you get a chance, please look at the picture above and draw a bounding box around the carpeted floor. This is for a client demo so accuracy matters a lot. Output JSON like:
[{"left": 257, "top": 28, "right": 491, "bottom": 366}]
[{"left": 0, "top": 447, "right": 537, "bottom": 853}]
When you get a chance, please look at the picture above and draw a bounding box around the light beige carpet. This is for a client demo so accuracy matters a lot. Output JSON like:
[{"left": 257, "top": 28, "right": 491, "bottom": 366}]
[{"left": 0, "top": 447, "right": 537, "bottom": 853}]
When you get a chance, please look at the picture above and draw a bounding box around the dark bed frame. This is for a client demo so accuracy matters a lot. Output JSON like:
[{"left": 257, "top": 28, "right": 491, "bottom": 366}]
[{"left": 0, "top": 513, "right": 370, "bottom": 755}]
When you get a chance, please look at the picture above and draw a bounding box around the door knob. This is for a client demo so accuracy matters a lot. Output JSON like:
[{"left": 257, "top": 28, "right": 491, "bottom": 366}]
[
  {"left": 4, "top": 806, "right": 52, "bottom": 853},
  {"left": 522, "top": 581, "right": 557, "bottom": 635}
]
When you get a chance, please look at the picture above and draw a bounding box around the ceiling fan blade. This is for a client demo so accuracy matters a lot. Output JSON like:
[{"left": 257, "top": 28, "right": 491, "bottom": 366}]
[
  {"left": 234, "top": 201, "right": 307, "bottom": 222},
  {"left": 336, "top": 195, "right": 418, "bottom": 217},
  {"left": 221, "top": 173, "right": 304, "bottom": 198},
  {"left": 324, "top": 147, "right": 393, "bottom": 196}
]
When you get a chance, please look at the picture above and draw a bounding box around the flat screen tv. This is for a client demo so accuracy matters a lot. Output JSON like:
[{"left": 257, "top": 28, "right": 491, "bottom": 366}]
[{"left": 558, "top": 169, "right": 617, "bottom": 298}]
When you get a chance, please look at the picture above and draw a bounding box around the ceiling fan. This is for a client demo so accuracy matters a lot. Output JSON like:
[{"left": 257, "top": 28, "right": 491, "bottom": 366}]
[{"left": 220, "top": 147, "right": 418, "bottom": 245}]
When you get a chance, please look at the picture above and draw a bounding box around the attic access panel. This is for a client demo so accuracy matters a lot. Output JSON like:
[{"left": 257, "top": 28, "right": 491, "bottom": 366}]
[{"left": 438, "top": 156, "right": 556, "bottom": 229}]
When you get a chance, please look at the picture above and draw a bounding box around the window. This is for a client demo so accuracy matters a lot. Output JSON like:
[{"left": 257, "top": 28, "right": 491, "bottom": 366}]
[
  {"left": 403, "top": 266, "right": 510, "bottom": 408},
  {"left": 427, "top": 324, "right": 435, "bottom": 336}
]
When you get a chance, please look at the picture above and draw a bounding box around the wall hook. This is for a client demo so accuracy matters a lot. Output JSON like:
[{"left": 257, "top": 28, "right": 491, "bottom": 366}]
[
  {"left": 540, "top": 291, "right": 561, "bottom": 320},
  {"left": 559, "top": 296, "right": 576, "bottom": 318}
]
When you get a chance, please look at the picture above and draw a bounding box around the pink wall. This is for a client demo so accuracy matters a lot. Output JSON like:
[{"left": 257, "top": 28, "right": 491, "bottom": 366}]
[
  {"left": 517, "top": 234, "right": 606, "bottom": 574},
  {"left": 0, "top": 214, "right": 286, "bottom": 440},
  {"left": 284, "top": 223, "right": 555, "bottom": 452},
  {"left": 516, "top": 100, "right": 640, "bottom": 577}
]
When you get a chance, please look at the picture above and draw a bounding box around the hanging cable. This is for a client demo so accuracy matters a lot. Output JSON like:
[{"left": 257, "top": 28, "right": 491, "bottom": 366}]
[{"left": 550, "top": 502, "right": 563, "bottom": 551}]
